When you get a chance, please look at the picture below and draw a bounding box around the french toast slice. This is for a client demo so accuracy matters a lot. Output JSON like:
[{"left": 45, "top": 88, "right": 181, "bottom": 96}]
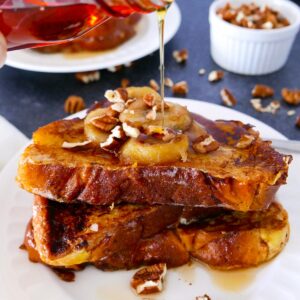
[
  {"left": 17, "top": 87, "right": 291, "bottom": 211},
  {"left": 25, "top": 196, "right": 289, "bottom": 271}
]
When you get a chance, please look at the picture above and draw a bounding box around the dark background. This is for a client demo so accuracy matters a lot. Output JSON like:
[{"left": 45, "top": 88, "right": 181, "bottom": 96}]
[{"left": 0, "top": 0, "right": 299, "bottom": 139}]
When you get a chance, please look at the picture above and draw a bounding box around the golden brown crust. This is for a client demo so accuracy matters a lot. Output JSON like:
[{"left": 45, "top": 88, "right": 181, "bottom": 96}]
[
  {"left": 17, "top": 110, "right": 291, "bottom": 211},
  {"left": 29, "top": 198, "right": 289, "bottom": 271},
  {"left": 178, "top": 202, "right": 289, "bottom": 269}
]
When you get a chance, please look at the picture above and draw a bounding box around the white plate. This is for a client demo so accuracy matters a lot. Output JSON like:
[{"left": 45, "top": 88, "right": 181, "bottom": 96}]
[
  {"left": 5, "top": 4, "right": 181, "bottom": 73},
  {"left": 0, "top": 98, "right": 299, "bottom": 300}
]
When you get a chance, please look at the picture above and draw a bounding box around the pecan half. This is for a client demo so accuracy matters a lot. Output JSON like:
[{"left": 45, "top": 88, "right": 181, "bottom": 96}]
[
  {"left": 220, "top": 88, "right": 237, "bottom": 107},
  {"left": 282, "top": 88, "right": 300, "bottom": 105},
  {"left": 131, "top": 263, "right": 167, "bottom": 295},
  {"left": 252, "top": 84, "right": 274, "bottom": 98},
  {"left": 75, "top": 71, "right": 100, "bottom": 84},
  {"left": 64, "top": 95, "right": 85, "bottom": 114},
  {"left": 90, "top": 114, "right": 118, "bottom": 132},
  {"left": 193, "top": 135, "right": 219, "bottom": 154},
  {"left": 172, "top": 81, "right": 189, "bottom": 95}
]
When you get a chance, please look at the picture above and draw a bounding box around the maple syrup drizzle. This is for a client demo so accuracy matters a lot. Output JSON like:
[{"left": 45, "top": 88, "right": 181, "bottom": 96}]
[{"left": 157, "top": 1, "right": 173, "bottom": 127}]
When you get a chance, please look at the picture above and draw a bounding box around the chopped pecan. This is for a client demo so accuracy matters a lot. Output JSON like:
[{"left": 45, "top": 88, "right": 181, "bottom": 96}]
[
  {"left": 107, "top": 65, "right": 122, "bottom": 73},
  {"left": 121, "top": 78, "right": 130, "bottom": 88},
  {"left": 235, "top": 134, "right": 256, "bottom": 149},
  {"left": 220, "top": 88, "right": 237, "bottom": 107},
  {"left": 105, "top": 88, "right": 128, "bottom": 103},
  {"left": 250, "top": 98, "right": 280, "bottom": 114},
  {"left": 193, "top": 135, "right": 219, "bottom": 154},
  {"left": 146, "top": 106, "right": 157, "bottom": 120},
  {"left": 64, "top": 95, "right": 85, "bottom": 114},
  {"left": 145, "top": 126, "right": 176, "bottom": 142},
  {"left": 252, "top": 84, "right": 274, "bottom": 98},
  {"left": 287, "top": 110, "right": 296, "bottom": 116},
  {"left": 198, "top": 68, "right": 206, "bottom": 75},
  {"left": 62, "top": 140, "right": 91, "bottom": 149},
  {"left": 89, "top": 223, "right": 98, "bottom": 232},
  {"left": 296, "top": 116, "right": 300, "bottom": 128},
  {"left": 143, "top": 93, "right": 156, "bottom": 107},
  {"left": 282, "top": 88, "right": 300, "bottom": 105},
  {"left": 208, "top": 70, "right": 224, "bottom": 82},
  {"left": 149, "top": 79, "right": 160, "bottom": 92},
  {"left": 146, "top": 106, "right": 157, "bottom": 121},
  {"left": 164, "top": 77, "right": 174, "bottom": 88},
  {"left": 131, "top": 263, "right": 167, "bottom": 295},
  {"left": 156, "top": 101, "right": 170, "bottom": 111},
  {"left": 90, "top": 114, "right": 118, "bottom": 132},
  {"left": 100, "top": 125, "right": 125, "bottom": 152},
  {"left": 75, "top": 71, "right": 100, "bottom": 84},
  {"left": 217, "top": 3, "right": 289, "bottom": 29},
  {"left": 172, "top": 81, "right": 189, "bottom": 95},
  {"left": 122, "top": 122, "right": 140, "bottom": 138},
  {"left": 111, "top": 102, "right": 125, "bottom": 113},
  {"left": 173, "top": 49, "right": 188, "bottom": 63}
]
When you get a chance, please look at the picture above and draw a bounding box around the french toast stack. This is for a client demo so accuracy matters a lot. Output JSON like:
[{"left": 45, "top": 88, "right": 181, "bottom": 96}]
[{"left": 18, "top": 87, "right": 291, "bottom": 289}]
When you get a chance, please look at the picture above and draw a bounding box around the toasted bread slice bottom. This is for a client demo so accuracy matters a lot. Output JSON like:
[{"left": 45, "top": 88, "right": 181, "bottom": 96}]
[{"left": 24, "top": 197, "right": 289, "bottom": 271}]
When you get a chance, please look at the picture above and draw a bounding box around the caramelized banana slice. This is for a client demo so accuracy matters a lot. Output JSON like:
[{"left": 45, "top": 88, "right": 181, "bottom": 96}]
[
  {"left": 84, "top": 108, "right": 109, "bottom": 143},
  {"left": 120, "top": 101, "right": 192, "bottom": 131},
  {"left": 120, "top": 134, "right": 189, "bottom": 165},
  {"left": 127, "top": 86, "right": 162, "bottom": 104}
]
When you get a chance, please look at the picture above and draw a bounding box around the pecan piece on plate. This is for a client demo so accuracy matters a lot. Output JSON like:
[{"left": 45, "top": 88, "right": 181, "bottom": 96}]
[
  {"left": 220, "top": 88, "right": 237, "bottom": 107},
  {"left": 64, "top": 95, "right": 85, "bottom": 114},
  {"left": 252, "top": 84, "right": 274, "bottom": 98},
  {"left": 282, "top": 88, "right": 300, "bottom": 105},
  {"left": 131, "top": 263, "right": 167, "bottom": 295}
]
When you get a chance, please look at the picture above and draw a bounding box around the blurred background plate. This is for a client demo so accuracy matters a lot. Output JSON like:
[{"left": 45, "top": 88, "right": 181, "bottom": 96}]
[{"left": 5, "top": 3, "right": 181, "bottom": 73}]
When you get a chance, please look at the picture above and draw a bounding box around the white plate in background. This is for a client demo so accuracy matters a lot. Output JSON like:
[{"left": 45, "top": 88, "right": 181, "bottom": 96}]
[
  {"left": 5, "top": 3, "right": 181, "bottom": 73},
  {"left": 0, "top": 98, "right": 299, "bottom": 300}
]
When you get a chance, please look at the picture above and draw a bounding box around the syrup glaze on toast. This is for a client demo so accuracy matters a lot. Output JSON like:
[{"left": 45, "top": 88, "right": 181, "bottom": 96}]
[
  {"left": 18, "top": 111, "right": 291, "bottom": 211},
  {"left": 25, "top": 197, "right": 289, "bottom": 274}
]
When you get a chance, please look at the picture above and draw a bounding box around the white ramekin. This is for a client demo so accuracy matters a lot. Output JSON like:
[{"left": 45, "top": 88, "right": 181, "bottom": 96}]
[{"left": 209, "top": 0, "right": 300, "bottom": 75}]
